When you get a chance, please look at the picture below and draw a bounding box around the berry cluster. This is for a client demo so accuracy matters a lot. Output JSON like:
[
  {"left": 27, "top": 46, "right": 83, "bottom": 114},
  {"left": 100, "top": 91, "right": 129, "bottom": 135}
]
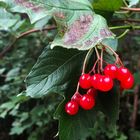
[
  {"left": 65, "top": 88, "right": 97, "bottom": 115},
  {"left": 65, "top": 46, "right": 134, "bottom": 116},
  {"left": 79, "top": 64, "right": 134, "bottom": 91}
]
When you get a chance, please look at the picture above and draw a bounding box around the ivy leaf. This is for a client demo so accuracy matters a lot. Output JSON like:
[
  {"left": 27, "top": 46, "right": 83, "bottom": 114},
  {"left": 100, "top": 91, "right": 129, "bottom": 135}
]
[{"left": 25, "top": 46, "right": 86, "bottom": 98}]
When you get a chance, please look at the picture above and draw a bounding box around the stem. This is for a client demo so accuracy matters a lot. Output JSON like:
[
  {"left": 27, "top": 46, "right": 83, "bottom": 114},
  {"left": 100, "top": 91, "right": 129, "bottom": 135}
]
[
  {"left": 100, "top": 48, "right": 104, "bottom": 72},
  {"left": 17, "top": 25, "right": 56, "bottom": 39},
  {"left": 109, "top": 25, "right": 140, "bottom": 30},
  {"left": 95, "top": 47, "right": 100, "bottom": 59},
  {"left": 102, "top": 44, "right": 124, "bottom": 66},
  {"left": 120, "top": 7, "right": 140, "bottom": 12},
  {"left": 95, "top": 47, "right": 101, "bottom": 73},
  {"left": 76, "top": 83, "right": 80, "bottom": 92},
  {"left": 81, "top": 48, "right": 93, "bottom": 74},
  {"left": 117, "top": 29, "right": 130, "bottom": 39},
  {"left": 111, "top": 18, "right": 140, "bottom": 23},
  {"left": 77, "top": 48, "right": 93, "bottom": 92},
  {"left": 0, "top": 25, "right": 57, "bottom": 59},
  {"left": 89, "top": 59, "right": 100, "bottom": 74}
]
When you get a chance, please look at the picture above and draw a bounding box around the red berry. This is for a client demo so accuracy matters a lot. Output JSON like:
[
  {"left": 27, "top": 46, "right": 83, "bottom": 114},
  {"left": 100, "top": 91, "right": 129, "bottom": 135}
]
[
  {"left": 87, "top": 88, "right": 97, "bottom": 99},
  {"left": 117, "top": 67, "right": 131, "bottom": 81},
  {"left": 91, "top": 74, "right": 101, "bottom": 89},
  {"left": 98, "top": 75, "right": 113, "bottom": 92},
  {"left": 71, "top": 92, "right": 82, "bottom": 104},
  {"left": 65, "top": 101, "right": 79, "bottom": 115},
  {"left": 79, "top": 74, "right": 91, "bottom": 89},
  {"left": 121, "top": 74, "right": 134, "bottom": 89},
  {"left": 79, "top": 94, "right": 95, "bottom": 110},
  {"left": 104, "top": 64, "right": 118, "bottom": 79}
]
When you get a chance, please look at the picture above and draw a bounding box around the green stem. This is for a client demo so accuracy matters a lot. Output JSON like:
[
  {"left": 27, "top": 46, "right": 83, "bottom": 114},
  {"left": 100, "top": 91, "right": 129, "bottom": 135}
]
[
  {"left": 117, "top": 29, "right": 130, "bottom": 39},
  {"left": 123, "top": 0, "right": 128, "bottom": 7},
  {"left": 109, "top": 25, "right": 140, "bottom": 30}
]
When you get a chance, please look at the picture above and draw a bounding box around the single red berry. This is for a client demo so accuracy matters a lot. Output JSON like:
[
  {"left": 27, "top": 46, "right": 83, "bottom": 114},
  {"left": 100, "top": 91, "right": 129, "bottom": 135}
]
[
  {"left": 98, "top": 75, "right": 113, "bottom": 92},
  {"left": 79, "top": 74, "right": 91, "bottom": 89},
  {"left": 91, "top": 74, "right": 101, "bottom": 89},
  {"left": 121, "top": 74, "right": 134, "bottom": 89},
  {"left": 87, "top": 88, "right": 97, "bottom": 99},
  {"left": 65, "top": 101, "right": 79, "bottom": 115},
  {"left": 71, "top": 92, "right": 82, "bottom": 104},
  {"left": 104, "top": 64, "right": 118, "bottom": 79},
  {"left": 79, "top": 94, "right": 95, "bottom": 110},
  {"left": 117, "top": 67, "right": 131, "bottom": 81}
]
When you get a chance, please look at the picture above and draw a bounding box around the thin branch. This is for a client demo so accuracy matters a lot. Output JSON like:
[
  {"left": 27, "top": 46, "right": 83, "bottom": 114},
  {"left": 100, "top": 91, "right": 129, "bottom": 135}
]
[
  {"left": 17, "top": 25, "right": 56, "bottom": 40},
  {"left": 120, "top": 7, "right": 140, "bottom": 12},
  {"left": 109, "top": 25, "right": 140, "bottom": 30},
  {"left": 0, "top": 25, "right": 57, "bottom": 59},
  {"left": 111, "top": 18, "right": 140, "bottom": 23}
]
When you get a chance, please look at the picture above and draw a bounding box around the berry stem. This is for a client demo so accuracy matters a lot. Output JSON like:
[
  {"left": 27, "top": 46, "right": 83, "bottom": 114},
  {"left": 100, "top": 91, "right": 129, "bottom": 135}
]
[
  {"left": 102, "top": 44, "right": 124, "bottom": 66},
  {"left": 95, "top": 47, "right": 100, "bottom": 59},
  {"left": 89, "top": 59, "right": 100, "bottom": 73},
  {"left": 76, "top": 83, "right": 80, "bottom": 92},
  {"left": 95, "top": 47, "right": 101, "bottom": 73},
  {"left": 100, "top": 48, "right": 104, "bottom": 72},
  {"left": 82, "top": 48, "right": 93, "bottom": 74}
]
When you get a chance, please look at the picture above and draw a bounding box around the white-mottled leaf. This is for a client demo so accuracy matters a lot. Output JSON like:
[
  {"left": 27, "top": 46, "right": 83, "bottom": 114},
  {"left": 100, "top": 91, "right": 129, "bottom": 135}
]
[
  {"left": 51, "top": 13, "right": 115, "bottom": 50},
  {"left": 2, "top": 0, "right": 116, "bottom": 50}
]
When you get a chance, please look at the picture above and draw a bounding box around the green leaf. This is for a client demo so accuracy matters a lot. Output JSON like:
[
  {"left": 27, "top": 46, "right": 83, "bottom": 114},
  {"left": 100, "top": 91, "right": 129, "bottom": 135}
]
[
  {"left": 92, "top": 0, "right": 123, "bottom": 12},
  {"left": 6, "top": 67, "right": 20, "bottom": 82},
  {"left": 25, "top": 46, "right": 86, "bottom": 98},
  {"left": 34, "top": 16, "right": 52, "bottom": 29},
  {"left": 102, "top": 38, "right": 118, "bottom": 51},
  {"left": 0, "top": 8, "right": 20, "bottom": 30},
  {"left": 0, "top": 68, "right": 5, "bottom": 75},
  {"left": 134, "top": 72, "right": 140, "bottom": 85},
  {"left": 97, "top": 86, "right": 120, "bottom": 124}
]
